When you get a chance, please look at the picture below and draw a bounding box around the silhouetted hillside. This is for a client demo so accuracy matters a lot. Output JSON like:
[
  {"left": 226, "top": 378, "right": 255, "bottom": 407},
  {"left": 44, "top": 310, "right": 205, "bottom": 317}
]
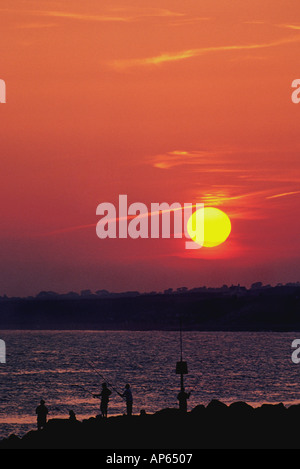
[{"left": 0, "top": 284, "right": 300, "bottom": 330}]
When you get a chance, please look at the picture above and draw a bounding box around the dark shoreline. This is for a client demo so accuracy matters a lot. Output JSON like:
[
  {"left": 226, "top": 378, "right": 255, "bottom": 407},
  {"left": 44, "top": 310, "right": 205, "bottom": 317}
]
[
  {"left": 2, "top": 400, "right": 300, "bottom": 449},
  {"left": 1, "top": 284, "right": 300, "bottom": 331}
]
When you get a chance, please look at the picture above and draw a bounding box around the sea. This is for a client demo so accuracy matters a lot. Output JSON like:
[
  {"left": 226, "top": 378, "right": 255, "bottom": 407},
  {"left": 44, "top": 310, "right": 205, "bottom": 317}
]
[{"left": 0, "top": 330, "right": 299, "bottom": 439}]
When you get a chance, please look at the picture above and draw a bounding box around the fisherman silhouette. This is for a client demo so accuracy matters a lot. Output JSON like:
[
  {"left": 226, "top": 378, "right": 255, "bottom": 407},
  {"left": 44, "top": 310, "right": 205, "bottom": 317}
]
[
  {"left": 93, "top": 383, "right": 112, "bottom": 418},
  {"left": 177, "top": 388, "right": 191, "bottom": 413},
  {"left": 36, "top": 399, "right": 49, "bottom": 431},
  {"left": 69, "top": 410, "right": 77, "bottom": 422},
  {"left": 121, "top": 384, "right": 133, "bottom": 416}
]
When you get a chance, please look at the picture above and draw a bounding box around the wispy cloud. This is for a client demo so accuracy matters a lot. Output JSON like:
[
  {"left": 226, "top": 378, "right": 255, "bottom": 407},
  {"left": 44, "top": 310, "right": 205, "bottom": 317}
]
[
  {"left": 149, "top": 147, "right": 300, "bottom": 219},
  {"left": 150, "top": 148, "right": 276, "bottom": 173},
  {"left": 277, "top": 24, "right": 300, "bottom": 31},
  {"left": 170, "top": 16, "right": 211, "bottom": 26},
  {"left": 243, "top": 20, "right": 267, "bottom": 25},
  {"left": 151, "top": 149, "right": 235, "bottom": 169},
  {"left": 201, "top": 190, "right": 267, "bottom": 205},
  {"left": 108, "top": 7, "right": 185, "bottom": 18},
  {"left": 37, "top": 203, "right": 202, "bottom": 237},
  {"left": 266, "top": 191, "right": 300, "bottom": 199},
  {"left": 243, "top": 21, "right": 300, "bottom": 32},
  {"left": 29, "top": 8, "right": 186, "bottom": 23},
  {"left": 110, "top": 35, "right": 300, "bottom": 69},
  {"left": 35, "top": 10, "right": 132, "bottom": 22}
]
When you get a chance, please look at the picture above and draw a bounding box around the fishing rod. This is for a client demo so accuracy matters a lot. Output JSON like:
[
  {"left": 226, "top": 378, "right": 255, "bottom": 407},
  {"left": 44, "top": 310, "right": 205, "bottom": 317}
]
[
  {"left": 71, "top": 384, "right": 95, "bottom": 398},
  {"left": 32, "top": 380, "right": 64, "bottom": 412},
  {"left": 85, "top": 360, "right": 124, "bottom": 399}
]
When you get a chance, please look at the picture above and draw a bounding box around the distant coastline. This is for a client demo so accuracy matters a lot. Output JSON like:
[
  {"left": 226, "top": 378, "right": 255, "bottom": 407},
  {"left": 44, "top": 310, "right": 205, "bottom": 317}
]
[{"left": 0, "top": 283, "right": 300, "bottom": 331}]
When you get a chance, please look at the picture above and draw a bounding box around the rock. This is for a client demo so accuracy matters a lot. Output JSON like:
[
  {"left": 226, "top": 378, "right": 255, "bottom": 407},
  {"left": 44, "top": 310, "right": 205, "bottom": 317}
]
[
  {"left": 287, "top": 404, "right": 300, "bottom": 414},
  {"left": 229, "top": 401, "right": 253, "bottom": 415},
  {"left": 190, "top": 404, "right": 206, "bottom": 416},
  {"left": 1, "top": 401, "right": 300, "bottom": 449},
  {"left": 153, "top": 408, "right": 180, "bottom": 418},
  {"left": 256, "top": 403, "right": 286, "bottom": 416},
  {"left": 206, "top": 400, "right": 228, "bottom": 412}
]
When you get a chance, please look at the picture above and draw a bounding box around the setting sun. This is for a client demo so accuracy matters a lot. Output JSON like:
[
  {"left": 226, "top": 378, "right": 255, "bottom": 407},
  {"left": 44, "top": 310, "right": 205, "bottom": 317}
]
[{"left": 187, "top": 207, "right": 231, "bottom": 248}]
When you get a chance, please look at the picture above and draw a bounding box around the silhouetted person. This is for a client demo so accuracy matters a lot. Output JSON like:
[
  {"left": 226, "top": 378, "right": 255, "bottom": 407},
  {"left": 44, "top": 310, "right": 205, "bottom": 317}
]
[
  {"left": 177, "top": 389, "right": 191, "bottom": 413},
  {"left": 94, "top": 383, "right": 112, "bottom": 418},
  {"left": 36, "top": 399, "right": 48, "bottom": 430},
  {"left": 121, "top": 384, "right": 133, "bottom": 416},
  {"left": 69, "top": 410, "right": 76, "bottom": 422}
]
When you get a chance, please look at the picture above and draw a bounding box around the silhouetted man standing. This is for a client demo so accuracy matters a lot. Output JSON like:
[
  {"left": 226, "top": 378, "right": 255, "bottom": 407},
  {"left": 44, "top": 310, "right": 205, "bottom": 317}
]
[
  {"left": 121, "top": 384, "right": 133, "bottom": 416},
  {"left": 94, "top": 383, "right": 112, "bottom": 418},
  {"left": 36, "top": 399, "right": 49, "bottom": 430}
]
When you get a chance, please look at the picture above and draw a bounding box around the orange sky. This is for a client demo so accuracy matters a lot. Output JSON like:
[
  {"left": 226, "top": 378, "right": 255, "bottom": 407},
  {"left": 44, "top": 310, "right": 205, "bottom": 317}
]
[{"left": 1, "top": 0, "right": 300, "bottom": 295}]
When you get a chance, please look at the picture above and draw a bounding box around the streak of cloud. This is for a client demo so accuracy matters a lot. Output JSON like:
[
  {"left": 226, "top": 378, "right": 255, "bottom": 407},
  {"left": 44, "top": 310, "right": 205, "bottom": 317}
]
[
  {"left": 151, "top": 149, "right": 235, "bottom": 169},
  {"left": 35, "top": 11, "right": 132, "bottom": 22},
  {"left": 277, "top": 24, "right": 300, "bottom": 30},
  {"left": 170, "top": 16, "right": 211, "bottom": 26},
  {"left": 266, "top": 191, "right": 300, "bottom": 199},
  {"left": 37, "top": 203, "right": 203, "bottom": 238},
  {"left": 29, "top": 8, "right": 186, "bottom": 23},
  {"left": 201, "top": 190, "right": 272, "bottom": 206},
  {"left": 110, "top": 35, "right": 300, "bottom": 69}
]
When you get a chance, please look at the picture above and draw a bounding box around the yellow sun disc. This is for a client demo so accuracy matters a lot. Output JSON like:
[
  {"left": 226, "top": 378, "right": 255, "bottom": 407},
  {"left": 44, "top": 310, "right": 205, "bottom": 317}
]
[{"left": 187, "top": 207, "right": 231, "bottom": 248}]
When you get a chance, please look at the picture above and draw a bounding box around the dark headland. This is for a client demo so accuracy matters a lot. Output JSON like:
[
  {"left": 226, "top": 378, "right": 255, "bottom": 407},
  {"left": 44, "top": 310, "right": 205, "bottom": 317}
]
[
  {"left": 1, "top": 283, "right": 300, "bottom": 330},
  {"left": 2, "top": 400, "right": 300, "bottom": 449}
]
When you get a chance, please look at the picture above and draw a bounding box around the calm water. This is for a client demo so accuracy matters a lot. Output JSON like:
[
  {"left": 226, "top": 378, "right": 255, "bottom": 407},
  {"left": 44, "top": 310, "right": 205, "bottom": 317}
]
[{"left": 0, "top": 331, "right": 300, "bottom": 438}]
